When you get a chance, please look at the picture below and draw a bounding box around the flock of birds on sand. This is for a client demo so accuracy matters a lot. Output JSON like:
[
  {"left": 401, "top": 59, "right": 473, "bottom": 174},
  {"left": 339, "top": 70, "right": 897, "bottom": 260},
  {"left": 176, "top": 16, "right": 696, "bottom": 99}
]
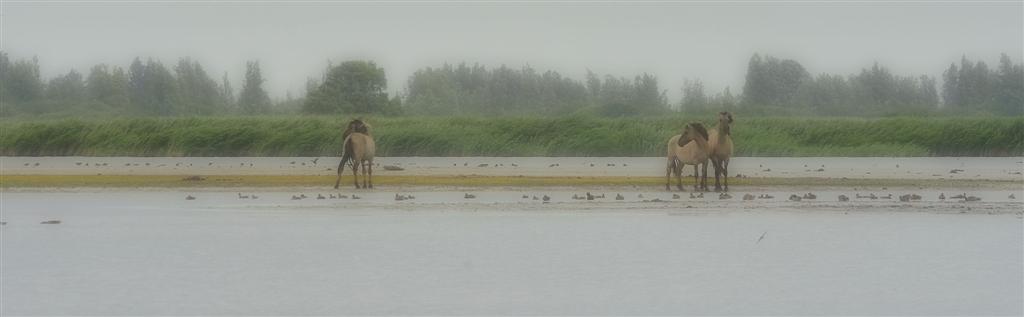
[
  {"left": 6, "top": 158, "right": 1020, "bottom": 227},
  {"left": 173, "top": 190, "right": 1007, "bottom": 204},
  {"left": 6, "top": 191, "right": 1008, "bottom": 227}
]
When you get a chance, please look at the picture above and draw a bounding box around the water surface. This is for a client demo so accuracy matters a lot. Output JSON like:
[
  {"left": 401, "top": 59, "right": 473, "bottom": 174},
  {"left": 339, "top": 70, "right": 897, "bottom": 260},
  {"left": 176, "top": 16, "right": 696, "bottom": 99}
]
[{"left": 2, "top": 191, "right": 1021, "bottom": 315}]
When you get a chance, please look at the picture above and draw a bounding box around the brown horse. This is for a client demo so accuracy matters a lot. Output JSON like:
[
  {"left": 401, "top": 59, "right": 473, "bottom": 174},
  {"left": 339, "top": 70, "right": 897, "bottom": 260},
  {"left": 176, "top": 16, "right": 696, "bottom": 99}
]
[
  {"left": 666, "top": 122, "right": 711, "bottom": 191},
  {"left": 334, "top": 119, "right": 376, "bottom": 189},
  {"left": 708, "top": 112, "right": 734, "bottom": 191}
]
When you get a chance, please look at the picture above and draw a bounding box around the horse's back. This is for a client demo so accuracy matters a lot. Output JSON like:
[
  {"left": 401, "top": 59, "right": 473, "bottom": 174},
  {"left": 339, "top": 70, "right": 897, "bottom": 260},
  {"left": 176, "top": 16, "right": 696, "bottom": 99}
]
[
  {"left": 679, "top": 141, "right": 708, "bottom": 164},
  {"left": 349, "top": 133, "right": 376, "bottom": 161}
]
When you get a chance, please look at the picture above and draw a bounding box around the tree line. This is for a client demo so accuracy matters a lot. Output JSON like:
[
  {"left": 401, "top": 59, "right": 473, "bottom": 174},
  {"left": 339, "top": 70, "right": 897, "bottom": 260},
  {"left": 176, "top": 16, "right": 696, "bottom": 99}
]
[
  {"left": 402, "top": 64, "right": 666, "bottom": 116},
  {"left": 0, "top": 54, "right": 282, "bottom": 117},
  {"left": 692, "top": 53, "right": 1021, "bottom": 116},
  {"left": 1, "top": 51, "right": 1020, "bottom": 117}
]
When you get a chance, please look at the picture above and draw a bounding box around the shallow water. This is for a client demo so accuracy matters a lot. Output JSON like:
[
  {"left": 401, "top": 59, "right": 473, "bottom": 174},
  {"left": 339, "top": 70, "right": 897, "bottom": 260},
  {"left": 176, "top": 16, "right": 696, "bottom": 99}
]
[
  {"left": 1, "top": 190, "right": 1022, "bottom": 315},
  {"left": 3, "top": 156, "right": 1023, "bottom": 180}
]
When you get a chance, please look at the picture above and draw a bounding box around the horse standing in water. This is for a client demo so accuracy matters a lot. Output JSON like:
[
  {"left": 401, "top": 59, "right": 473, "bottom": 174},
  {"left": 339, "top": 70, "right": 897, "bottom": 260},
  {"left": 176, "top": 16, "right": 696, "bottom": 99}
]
[{"left": 334, "top": 119, "right": 376, "bottom": 189}]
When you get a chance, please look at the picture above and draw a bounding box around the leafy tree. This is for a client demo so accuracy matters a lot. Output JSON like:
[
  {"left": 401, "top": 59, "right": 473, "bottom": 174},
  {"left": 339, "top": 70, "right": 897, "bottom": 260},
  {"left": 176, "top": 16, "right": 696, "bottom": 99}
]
[
  {"left": 585, "top": 69, "right": 601, "bottom": 99},
  {"left": 919, "top": 75, "right": 939, "bottom": 108},
  {"left": 405, "top": 63, "right": 592, "bottom": 116},
  {"left": 303, "top": 60, "right": 388, "bottom": 114},
  {"left": 856, "top": 63, "right": 896, "bottom": 107},
  {"left": 86, "top": 64, "right": 130, "bottom": 111},
  {"left": 742, "top": 54, "right": 809, "bottom": 107},
  {"left": 681, "top": 79, "right": 708, "bottom": 111},
  {"left": 995, "top": 54, "right": 1024, "bottom": 115},
  {"left": 46, "top": 69, "right": 86, "bottom": 105},
  {"left": 942, "top": 54, "right": 1022, "bottom": 115},
  {"left": 942, "top": 63, "right": 960, "bottom": 108},
  {"left": 175, "top": 58, "right": 222, "bottom": 115},
  {"left": 220, "top": 72, "right": 235, "bottom": 112},
  {"left": 714, "top": 86, "right": 738, "bottom": 109},
  {"left": 1, "top": 54, "right": 45, "bottom": 114},
  {"left": 799, "top": 73, "right": 852, "bottom": 115},
  {"left": 742, "top": 54, "right": 766, "bottom": 106},
  {"left": 634, "top": 73, "right": 667, "bottom": 112},
  {"left": 238, "top": 61, "right": 271, "bottom": 115},
  {"left": 127, "top": 59, "right": 179, "bottom": 116}
]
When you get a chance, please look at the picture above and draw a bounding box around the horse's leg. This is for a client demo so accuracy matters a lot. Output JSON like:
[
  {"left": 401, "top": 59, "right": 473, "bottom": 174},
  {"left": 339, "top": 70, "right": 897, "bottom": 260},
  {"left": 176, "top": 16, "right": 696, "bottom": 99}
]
[
  {"left": 701, "top": 161, "right": 709, "bottom": 191},
  {"left": 364, "top": 160, "right": 372, "bottom": 188},
  {"left": 334, "top": 159, "right": 345, "bottom": 189},
  {"left": 367, "top": 160, "right": 374, "bottom": 189},
  {"left": 712, "top": 158, "right": 723, "bottom": 192},
  {"left": 722, "top": 159, "right": 730, "bottom": 192},
  {"left": 692, "top": 164, "right": 700, "bottom": 191},
  {"left": 665, "top": 159, "right": 672, "bottom": 191},
  {"left": 676, "top": 161, "right": 684, "bottom": 191},
  {"left": 352, "top": 159, "right": 360, "bottom": 189}
]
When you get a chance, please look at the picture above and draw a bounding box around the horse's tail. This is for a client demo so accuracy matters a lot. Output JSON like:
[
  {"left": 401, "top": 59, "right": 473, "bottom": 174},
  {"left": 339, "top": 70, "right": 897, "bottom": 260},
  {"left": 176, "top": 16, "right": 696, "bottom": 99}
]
[{"left": 338, "top": 136, "right": 355, "bottom": 172}]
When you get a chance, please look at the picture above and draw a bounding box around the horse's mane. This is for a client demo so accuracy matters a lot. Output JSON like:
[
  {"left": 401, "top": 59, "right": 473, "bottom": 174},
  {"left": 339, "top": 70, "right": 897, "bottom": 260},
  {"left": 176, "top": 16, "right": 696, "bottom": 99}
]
[
  {"left": 342, "top": 119, "right": 370, "bottom": 140},
  {"left": 690, "top": 122, "right": 709, "bottom": 141}
]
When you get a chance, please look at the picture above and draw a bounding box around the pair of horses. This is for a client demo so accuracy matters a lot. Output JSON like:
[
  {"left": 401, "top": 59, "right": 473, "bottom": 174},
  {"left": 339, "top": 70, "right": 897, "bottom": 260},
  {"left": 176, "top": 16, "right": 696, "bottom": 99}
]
[
  {"left": 666, "top": 111, "right": 734, "bottom": 192},
  {"left": 334, "top": 113, "right": 735, "bottom": 191}
]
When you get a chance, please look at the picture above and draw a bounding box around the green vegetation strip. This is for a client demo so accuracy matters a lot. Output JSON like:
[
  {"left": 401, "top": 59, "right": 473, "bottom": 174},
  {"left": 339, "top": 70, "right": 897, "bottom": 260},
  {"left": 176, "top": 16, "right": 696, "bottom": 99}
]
[
  {"left": 1, "top": 174, "right": 1018, "bottom": 188},
  {"left": 2, "top": 116, "right": 1022, "bottom": 157}
]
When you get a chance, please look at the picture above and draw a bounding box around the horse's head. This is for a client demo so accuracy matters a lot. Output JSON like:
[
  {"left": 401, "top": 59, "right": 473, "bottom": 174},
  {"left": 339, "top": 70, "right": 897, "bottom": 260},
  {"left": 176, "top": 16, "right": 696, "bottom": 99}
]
[
  {"left": 718, "top": 111, "right": 733, "bottom": 135},
  {"left": 677, "top": 122, "right": 709, "bottom": 147},
  {"left": 343, "top": 119, "right": 370, "bottom": 139}
]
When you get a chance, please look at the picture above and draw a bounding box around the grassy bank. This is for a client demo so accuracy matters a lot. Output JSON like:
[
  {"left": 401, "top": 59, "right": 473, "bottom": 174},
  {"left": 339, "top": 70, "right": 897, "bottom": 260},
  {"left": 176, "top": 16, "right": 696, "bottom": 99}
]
[
  {"left": 2, "top": 116, "right": 1022, "bottom": 157},
  {"left": 2, "top": 174, "right": 1018, "bottom": 188}
]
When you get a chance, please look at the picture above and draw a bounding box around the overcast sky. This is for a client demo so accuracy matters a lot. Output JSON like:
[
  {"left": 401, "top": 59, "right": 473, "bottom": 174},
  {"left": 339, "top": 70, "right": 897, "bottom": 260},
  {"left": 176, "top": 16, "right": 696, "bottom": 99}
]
[{"left": 2, "top": 1, "right": 1021, "bottom": 101}]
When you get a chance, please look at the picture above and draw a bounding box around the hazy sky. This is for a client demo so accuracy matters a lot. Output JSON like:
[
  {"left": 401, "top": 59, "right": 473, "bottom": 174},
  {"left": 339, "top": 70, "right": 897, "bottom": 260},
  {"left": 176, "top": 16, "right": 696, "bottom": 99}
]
[{"left": 2, "top": 1, "right": 1021, "bottom": 101}]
